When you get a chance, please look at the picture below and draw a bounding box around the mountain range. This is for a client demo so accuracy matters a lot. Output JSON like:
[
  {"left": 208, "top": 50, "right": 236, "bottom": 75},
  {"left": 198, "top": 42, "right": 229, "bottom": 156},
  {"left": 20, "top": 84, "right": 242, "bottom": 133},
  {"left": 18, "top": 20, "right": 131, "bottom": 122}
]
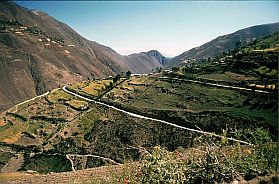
[
  {"left": 168, "top": 22, "right": 279, "bottom": 68},
  {"left": 0, "top": 1, "right": 277, "bottom": 112},
  {"left": 0, "top": 1, "right": 168, "bottom": 112}
]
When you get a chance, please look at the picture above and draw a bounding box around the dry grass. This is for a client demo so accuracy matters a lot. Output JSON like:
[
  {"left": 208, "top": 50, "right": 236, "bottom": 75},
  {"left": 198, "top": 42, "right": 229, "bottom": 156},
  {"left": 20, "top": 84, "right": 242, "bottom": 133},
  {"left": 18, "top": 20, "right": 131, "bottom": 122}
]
[
  {"left": 47, "top": 89, "right": 73, "bottom": 103},
  {"left": 66, "top": 99, "right": 88, "bottom": 109},
  {"left": 253, "top": 47, "right": 279, "bottom": 52},
  {"left": 0, "top": 115, "right": 28, "bottom": 143},
  {"left": 1, "top": 132, "right": 22, "bottom": 143},
  {"left": 199, "top": 72, "right": 256, "bottom": 82},
  {"left": 69, "top": 81, "right": 89, "bottom": 89},
  {"left": 82, "top": 80, "right": 113, "bottom": 96},
  {"left": 0, "top": 118, "right": 6, "bottom": 126},
  {"left": 0, "top": 173, "right": 35, "bottom": 181}
]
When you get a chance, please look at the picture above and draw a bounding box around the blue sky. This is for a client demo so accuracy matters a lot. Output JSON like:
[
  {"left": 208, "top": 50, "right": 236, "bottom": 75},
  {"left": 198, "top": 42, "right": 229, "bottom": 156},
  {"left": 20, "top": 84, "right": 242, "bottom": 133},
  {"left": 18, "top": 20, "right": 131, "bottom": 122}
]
[{"left": 16, "top": 1, "right": 278, "bottom": 57}]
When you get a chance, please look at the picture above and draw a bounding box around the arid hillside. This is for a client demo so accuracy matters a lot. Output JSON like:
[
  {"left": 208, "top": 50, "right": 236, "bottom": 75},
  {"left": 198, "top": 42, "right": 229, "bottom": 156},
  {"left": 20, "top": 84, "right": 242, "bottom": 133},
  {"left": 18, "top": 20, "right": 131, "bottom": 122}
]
[{"left": 0, "top": 1, "right": 169, "bottom": 112}]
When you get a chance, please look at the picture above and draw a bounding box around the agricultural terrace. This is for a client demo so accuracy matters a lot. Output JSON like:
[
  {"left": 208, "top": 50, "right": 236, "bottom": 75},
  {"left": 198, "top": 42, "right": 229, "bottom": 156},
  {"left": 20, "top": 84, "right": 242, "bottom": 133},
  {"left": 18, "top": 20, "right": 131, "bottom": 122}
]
[
  {"left": 102, "top": 76, "right": 277, "bottom": 131},
  {"left": 0, "top": 75, "right": 277, "bottom": 177},
  {"left": 68, "top": 77, "right": 126, "bottom": 99},
  {"left": 0, "top": 89, "right": 89, "bottom": 146},
  {"left": 198, "top": 72, "right": 257, "bottom": 83}
]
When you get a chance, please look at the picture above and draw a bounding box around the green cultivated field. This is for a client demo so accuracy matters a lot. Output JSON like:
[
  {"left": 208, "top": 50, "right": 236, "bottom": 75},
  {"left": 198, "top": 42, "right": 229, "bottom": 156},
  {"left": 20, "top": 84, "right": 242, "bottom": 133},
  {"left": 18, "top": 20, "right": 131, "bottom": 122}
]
[{"left": 102, "top": 76, "right": 277, "bottom": 128}]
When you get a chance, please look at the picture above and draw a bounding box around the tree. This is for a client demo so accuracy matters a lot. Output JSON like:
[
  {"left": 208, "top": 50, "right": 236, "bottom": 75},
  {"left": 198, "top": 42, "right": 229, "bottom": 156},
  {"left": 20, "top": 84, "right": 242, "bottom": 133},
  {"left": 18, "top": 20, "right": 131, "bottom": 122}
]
[
  {"left": 235, "top": 41, "right": 241, "bottom": 49},
  {"left": 109, "top": 82, "right": 113, "bottom": 89},
  {"left": 155, "top": 66, "right": 162, "bottom": 73},
  {"left": 126, "top": 70, "right": 132, "bottom": 79},
  {"left": 172, "top": 67, "right": 179, "bottom": 73},
  {"left": 182, "top": 67, "right": 188, "bottom": 74},
  {"left": 113, "top": 74, "right": 121, "bottom": 83},
  {"left": 0, "top": 22, "right": 6, "bottom": 30}
]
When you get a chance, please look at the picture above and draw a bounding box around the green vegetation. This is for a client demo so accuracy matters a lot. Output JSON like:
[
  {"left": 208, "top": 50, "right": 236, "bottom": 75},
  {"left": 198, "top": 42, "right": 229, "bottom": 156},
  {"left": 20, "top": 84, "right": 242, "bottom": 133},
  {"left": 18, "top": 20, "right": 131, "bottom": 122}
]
[
  {"left": 0, "top": 5, "right": 277, "bottom": 181},
  {"left": 103, "top": 76, "right": 277, "bottom": 129},
  {"left": 199, "top": 72, "right": 256, "bottom": 83},
  {"left": 0, "top": 73, "right": 277, "bottom": 177},
  {"left": 66, "top": 99, "right": 88, "bottom": 110},
  {"left": 47, "top": 89, "right": 73, "bottom": 103},
  {"left": 125, "top": 70, "right": 132, "bottom": 79},
  {"left": 19, "top": 154, "right": 72, "bottom": 173},
  {"left": 0, "top": 152, "right": 14, "bottom": 169},
  {"left": 68, "top": 77, "right": 126, "bottom": 100},
  {"left": 169, "top": 33, "right": 278, "bottom": 93},
  {"left": 94, "top": 128, "right": 276, "bottom": 183},
  {"left": 0, "top": 120, "right": 13, "bottom": 132},
  {"left": 88, "top": 128, "right": 277, "bottom": 184},
  {"left": 255, "top": 66, "right": 278, "bottom": 79},
  {"left": 140, "top": 128, "right": 277, "bottom": 183},
  {"left": 0, "top": 113, "right": 28, "bottom": 143},
  {"left": 5, "top": 112, "right": 27, "bottom": 122},
  {"left": 242, "top": 33, "right": 279, "bottom": 53}
]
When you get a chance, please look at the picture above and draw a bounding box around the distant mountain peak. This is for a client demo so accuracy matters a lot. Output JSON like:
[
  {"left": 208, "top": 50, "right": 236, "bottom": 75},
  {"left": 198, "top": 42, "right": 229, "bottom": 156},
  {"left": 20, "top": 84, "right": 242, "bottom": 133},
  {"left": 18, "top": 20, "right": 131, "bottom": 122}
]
[{"left": 146, "top": 50, "right": 169, "bottom": 65}]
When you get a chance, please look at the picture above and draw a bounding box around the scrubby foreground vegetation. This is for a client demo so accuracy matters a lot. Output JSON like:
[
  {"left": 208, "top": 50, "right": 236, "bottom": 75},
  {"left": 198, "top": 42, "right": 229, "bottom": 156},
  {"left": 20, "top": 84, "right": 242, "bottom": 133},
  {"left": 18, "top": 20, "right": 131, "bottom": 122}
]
[
  {"left": 0, "top": 128, "right": 277, "bottom": 183},
  {"left": 139, "top": 128, "right": 278, "bottom": 184},
  {"left": 100, "top": 128, "right": 277, "bottom": 184}
]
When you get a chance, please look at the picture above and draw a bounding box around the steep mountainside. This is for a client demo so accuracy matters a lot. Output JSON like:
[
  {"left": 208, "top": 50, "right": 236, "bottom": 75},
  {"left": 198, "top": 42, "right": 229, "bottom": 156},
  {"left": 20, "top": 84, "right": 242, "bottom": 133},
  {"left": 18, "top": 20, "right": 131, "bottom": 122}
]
[
  {"left": 168, "top": 23, "right": 279, "bottom": 67},
  {"left": 127, "top": 50, "right": 170, "bottom": 73},
  {"left": 0, "top": 1, "right": 168, "bottom": 112}
]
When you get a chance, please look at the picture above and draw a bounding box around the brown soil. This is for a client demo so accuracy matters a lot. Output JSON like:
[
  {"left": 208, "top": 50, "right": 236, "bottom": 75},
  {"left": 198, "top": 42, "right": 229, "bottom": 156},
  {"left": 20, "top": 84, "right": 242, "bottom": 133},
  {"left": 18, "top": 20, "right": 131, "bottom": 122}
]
[
  {"left": 0, "top": 163, "right": 139, "bottom": 184},
  {"left": 2, "top": 133, "right": 22, "bottom": 144},
  {"left": 0, "top": 164, "right": 277, "bottom": 184},
  {"left": 1, "top": 153, "right": 24, "bottom": 173}
]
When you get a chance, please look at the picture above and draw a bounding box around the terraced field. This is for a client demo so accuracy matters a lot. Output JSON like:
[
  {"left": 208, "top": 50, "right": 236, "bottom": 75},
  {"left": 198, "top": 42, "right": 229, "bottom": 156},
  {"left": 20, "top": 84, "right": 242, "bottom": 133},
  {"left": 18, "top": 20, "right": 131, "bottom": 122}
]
[
  {"left": 102, "top": 76, "right": 277, "bottom": 132},
  {"left": 0, "top": 75, "right": 277, "bottom": 179},
  {"left": 0, "top": 77, "right": 194, "bottom": 173}
]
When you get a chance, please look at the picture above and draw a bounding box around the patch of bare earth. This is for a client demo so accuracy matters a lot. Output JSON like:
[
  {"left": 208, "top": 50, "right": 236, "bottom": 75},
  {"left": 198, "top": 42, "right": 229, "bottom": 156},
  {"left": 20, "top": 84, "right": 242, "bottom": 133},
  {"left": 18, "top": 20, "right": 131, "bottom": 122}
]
[
  {"left": 1, "top": 154, "right": 24, "bottom": 173},
  {"left": 0, "top": 163, "right": 140, "bottom": 184},
  {"left": 0, "top": 164, "right": 278, "bottom": 184},
  {"left": 2, "top": 133, "right": 22, "bottom": 144}
]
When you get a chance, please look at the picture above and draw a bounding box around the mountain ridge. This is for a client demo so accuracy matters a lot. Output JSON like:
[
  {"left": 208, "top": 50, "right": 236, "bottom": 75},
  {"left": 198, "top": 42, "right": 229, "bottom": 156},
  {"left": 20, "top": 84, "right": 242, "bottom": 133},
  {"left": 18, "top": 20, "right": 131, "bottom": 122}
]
[
  {"left": 0, "top": 1, "right": 168, "bottom": 112},
  {"left": 168, "top": 22, "right": 279, "bottom": 68}
]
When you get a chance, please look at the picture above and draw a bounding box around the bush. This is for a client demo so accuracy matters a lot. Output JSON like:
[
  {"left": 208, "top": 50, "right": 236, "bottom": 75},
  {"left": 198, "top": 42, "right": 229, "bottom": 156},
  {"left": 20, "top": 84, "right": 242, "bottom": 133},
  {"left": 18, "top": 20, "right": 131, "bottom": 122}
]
[
  {"left": 140, "top": 128, "right": 277, "bottom": 183},
  {"left": 5, "top": 112, "right": 27, "bottom": 121}
]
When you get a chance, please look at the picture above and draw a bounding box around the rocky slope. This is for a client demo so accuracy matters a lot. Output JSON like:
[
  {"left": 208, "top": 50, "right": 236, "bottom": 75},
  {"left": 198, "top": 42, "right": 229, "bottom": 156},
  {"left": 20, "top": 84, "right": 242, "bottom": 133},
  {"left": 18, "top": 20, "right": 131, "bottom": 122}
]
[
  {"left": 0, "top": 1, "right": 168, "bottom": 112},
  {"left": 127, "top": 50, "right": 170, "bottom": 73},
  {"left": 168, "top": 22, "right": 279, "bottom": 68}
]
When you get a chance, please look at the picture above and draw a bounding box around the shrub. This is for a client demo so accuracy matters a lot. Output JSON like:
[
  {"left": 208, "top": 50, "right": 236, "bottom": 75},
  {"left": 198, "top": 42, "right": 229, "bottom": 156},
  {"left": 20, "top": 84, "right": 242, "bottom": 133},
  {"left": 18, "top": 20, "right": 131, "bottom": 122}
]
[
  {"left": 5, "top": 112, "right": 27, "bottom": 121},
  {"left": 140, "top": 128, "right": 277, "bottom": 183}
]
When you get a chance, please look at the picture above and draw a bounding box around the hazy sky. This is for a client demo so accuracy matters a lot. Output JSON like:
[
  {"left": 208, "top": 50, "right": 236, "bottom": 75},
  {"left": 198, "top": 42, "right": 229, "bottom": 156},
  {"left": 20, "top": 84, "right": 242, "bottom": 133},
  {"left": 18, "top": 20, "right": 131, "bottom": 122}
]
[{"left": 16, "top": 1, "right": 278, "bottom": 57}]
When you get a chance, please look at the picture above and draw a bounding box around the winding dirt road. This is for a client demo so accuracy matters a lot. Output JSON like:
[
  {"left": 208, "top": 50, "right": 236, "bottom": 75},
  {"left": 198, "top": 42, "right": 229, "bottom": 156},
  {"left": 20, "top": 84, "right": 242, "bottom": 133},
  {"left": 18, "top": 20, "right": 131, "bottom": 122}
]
[
  {"left": 7, "top": 91, "right": 50, "bottom": 113},
  {"left": 62, "top": 86, "right": 253, "bottom": 145}
]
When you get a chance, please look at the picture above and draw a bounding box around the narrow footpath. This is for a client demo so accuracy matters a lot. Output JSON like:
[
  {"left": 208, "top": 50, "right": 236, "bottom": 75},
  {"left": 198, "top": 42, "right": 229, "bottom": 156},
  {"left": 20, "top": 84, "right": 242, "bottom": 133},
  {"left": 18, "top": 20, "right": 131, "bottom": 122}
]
[{"left": 158, "top": 77, "right": 270, "bottom": 94}]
